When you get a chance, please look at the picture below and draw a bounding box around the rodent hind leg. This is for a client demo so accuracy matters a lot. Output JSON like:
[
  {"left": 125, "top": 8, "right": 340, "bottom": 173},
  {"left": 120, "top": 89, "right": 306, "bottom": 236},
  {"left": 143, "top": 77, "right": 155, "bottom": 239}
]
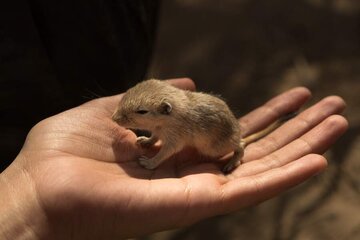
[
  {"left": 138, "top": 143, "right": 179, "bottom": 170},
  {"left": 222, "top": 145, "right": 244, "bottom": 174},
  {"left": 136, "top": 135, "right": 158, "bottom": 148}
]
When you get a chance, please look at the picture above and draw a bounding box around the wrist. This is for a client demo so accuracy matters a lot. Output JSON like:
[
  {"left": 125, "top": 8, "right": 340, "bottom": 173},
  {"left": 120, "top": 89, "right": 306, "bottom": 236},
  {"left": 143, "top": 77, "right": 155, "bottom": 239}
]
[{"left": 0, "top": 155, "right": 47, "bottom": 240}]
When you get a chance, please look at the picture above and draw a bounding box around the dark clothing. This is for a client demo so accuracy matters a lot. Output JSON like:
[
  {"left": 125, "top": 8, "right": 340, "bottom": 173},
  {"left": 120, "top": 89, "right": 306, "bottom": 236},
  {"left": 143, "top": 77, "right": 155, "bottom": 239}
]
[{"left": 0, "top": 0, "right": 159, "bottom": 171}]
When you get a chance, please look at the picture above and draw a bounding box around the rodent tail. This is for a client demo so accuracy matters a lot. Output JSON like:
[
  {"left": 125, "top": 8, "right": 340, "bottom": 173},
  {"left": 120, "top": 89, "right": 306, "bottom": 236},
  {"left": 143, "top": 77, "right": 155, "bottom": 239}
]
[{"left": 242, "top": 112, "right": 297, "bottom": 147}]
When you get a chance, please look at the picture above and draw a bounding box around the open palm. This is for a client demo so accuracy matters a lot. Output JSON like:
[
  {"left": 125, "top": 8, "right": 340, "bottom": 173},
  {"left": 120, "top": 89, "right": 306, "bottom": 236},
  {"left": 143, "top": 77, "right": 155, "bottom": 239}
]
[{"left": 12, "top": 78, "right": 347, "bottom": 239}]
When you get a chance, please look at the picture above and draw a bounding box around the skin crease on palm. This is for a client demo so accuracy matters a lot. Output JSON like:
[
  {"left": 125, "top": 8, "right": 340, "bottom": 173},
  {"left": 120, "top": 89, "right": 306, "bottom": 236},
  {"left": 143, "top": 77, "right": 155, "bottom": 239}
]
[{"left": 0, "top": 78, "right": 348, "bottom": 240}]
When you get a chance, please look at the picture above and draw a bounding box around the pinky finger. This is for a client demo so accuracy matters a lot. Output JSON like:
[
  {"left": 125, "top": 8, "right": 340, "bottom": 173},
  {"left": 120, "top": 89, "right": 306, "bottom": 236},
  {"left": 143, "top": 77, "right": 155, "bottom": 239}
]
[{"left": 219, "top": 154, "right": 327, "bottom": 214}]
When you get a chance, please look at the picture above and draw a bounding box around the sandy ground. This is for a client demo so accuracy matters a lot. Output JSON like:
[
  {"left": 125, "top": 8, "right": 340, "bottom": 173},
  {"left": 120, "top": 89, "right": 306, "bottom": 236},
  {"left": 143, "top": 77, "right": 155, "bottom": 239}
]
[{"left": 136, "top": 1, "right": 360, "bottom": 239}]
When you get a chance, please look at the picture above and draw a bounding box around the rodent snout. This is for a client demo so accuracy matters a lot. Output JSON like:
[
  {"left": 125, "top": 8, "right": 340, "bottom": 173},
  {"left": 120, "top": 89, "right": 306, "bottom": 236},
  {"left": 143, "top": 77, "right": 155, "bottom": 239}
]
[{"left": 112, "top": 111, "right": 128, "bottom": 124}]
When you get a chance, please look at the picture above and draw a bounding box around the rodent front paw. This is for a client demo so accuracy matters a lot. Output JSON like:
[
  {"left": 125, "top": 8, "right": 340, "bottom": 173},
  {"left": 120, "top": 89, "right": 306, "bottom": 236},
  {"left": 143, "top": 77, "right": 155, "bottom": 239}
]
[
  {"left": 138, "top": 156, "right": 157, "bottom": 169},
  {"left": 136, "top": 136, "right": 155, "bottom": 148}
]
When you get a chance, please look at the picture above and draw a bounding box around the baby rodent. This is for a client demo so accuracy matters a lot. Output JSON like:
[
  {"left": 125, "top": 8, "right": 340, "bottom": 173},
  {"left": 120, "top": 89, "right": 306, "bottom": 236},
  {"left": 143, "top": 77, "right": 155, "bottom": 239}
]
[{"left": 112, "top": 79, "right": 292, "bottom": 173}]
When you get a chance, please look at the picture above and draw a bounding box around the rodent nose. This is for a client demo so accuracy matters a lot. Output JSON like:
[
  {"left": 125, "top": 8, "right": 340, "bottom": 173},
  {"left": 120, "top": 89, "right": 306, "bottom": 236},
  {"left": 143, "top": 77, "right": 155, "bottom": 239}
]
[
  {"left": 112, "top": 112, "right": 129, "bottom": 124},
  {"left": 111, "top": 112, "right": 119, "bottom": 121},
  {"left": 112, "top": 112, "right": 123, "bottom": 122}
]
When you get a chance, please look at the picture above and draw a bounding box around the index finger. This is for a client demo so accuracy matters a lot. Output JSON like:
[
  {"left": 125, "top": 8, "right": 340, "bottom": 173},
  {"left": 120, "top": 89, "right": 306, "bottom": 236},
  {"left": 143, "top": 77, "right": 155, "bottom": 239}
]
[{"left": 89, "top": 78, "right": 196, "bottom": 114}]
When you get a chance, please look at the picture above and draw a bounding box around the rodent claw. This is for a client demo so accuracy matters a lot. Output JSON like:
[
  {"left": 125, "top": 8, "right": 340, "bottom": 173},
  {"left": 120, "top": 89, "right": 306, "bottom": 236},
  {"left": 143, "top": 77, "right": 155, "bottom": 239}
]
[
  {"left": 136, "top": 136, "right": 155, "bottom": 148},
  {"left": 222, "top": 161, "right": 240, "bottom": 174}
]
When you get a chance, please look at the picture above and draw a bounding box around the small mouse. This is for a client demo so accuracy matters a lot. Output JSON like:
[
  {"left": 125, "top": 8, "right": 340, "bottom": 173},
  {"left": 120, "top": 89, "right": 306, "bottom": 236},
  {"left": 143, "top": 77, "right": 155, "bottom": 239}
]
[{"left": 112, "top": 79, "right": 292, "bottom": 173}]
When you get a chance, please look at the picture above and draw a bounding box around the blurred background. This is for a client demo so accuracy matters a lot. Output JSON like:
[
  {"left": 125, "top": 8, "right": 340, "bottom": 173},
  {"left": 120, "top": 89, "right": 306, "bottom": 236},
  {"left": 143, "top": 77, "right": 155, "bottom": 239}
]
[
  {"left": 138, "top": 0, "right": 360, "bottom": 239},
  {"left": 1, "top": 1, "right": 359, "bottom": 239}
]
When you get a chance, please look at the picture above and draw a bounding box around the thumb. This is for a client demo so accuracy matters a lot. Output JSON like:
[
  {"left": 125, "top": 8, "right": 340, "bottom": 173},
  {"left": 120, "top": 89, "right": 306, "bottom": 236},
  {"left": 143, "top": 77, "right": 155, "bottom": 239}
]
[{"left": 165, "top": 77, "right": 196, "bottom": 91}]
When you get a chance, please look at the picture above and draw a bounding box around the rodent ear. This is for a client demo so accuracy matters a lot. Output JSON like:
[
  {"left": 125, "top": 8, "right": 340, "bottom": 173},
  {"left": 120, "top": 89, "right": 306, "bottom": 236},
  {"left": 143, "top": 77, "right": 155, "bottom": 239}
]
[{"left": 159, "top": 101, "right": 172, "bottom": 115}]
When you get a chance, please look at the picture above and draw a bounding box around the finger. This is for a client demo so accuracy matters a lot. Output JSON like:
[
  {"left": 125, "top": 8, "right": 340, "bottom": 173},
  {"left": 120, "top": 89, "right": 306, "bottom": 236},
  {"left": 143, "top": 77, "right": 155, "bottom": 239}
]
[
  {"left": 87, "top": 93, "right": 124, "bottom": 114},
  {"left": 165, "top": 78, "right": 196, "bottom": 91},
  {"left": 219, "top": 154, "right": 327, "bottom": 213},
  {"left": 233, "top": 115, "right": 348, "bottom": 178},
  {"left": 239, "top": 87, "right": 311, "bottom": 137},
  {"left": 243, "top": 96, "right": 347, "bottom": 161}
]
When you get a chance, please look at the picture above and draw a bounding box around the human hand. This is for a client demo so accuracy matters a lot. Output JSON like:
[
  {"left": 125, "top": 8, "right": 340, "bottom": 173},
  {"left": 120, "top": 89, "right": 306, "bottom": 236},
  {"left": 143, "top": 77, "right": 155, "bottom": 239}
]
[{"left": 0, "top": 78, "right": 348, "bottom": 240}]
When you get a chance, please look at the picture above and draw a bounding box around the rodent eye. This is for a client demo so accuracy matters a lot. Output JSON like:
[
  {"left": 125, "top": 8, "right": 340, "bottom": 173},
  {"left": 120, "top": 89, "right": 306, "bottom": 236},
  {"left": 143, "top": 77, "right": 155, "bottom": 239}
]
[{"left": 136, "top": 110, "right": 149, "bottom": 114}]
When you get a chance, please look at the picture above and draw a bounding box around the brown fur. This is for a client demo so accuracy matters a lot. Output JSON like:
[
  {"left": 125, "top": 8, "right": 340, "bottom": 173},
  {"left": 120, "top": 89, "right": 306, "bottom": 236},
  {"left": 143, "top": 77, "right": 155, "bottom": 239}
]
[{"left": 112, "top": 79, "right": 243, "bottom": 172}]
